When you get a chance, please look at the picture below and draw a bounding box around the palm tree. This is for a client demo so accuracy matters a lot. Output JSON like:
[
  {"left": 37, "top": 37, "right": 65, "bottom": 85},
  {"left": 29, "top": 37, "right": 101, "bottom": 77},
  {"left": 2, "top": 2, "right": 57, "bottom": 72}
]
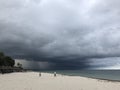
[{"left": 17, "top": 63, "right": 22, "bottom": 68}]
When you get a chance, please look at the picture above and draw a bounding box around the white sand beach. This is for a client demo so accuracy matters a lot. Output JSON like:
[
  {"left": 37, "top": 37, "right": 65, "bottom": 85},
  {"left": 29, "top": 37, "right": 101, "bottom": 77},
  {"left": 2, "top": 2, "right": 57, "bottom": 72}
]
[{"left": 0, "top": 72, "right": 120, "bottom": 90}]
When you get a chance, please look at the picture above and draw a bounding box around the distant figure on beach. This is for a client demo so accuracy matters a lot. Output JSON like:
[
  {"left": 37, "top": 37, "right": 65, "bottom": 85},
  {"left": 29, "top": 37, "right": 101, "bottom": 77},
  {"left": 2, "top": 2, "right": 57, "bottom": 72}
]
[
  {"left": 39, "top": 72, "right": 41, "bottom": 77},
  {"left": 54, "top": 72, "right": 56, "bottom": 77}
]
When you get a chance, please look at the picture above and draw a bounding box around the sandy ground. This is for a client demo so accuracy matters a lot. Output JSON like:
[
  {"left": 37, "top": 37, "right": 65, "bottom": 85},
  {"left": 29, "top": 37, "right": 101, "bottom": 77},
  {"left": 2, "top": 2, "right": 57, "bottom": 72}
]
[{"left": 0, "top": 72, "right": 120, "bottom": 90}]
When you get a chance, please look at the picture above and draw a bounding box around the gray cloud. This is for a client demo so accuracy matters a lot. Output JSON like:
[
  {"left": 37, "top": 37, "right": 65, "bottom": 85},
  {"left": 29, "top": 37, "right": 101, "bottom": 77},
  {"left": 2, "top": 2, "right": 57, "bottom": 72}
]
[
  {"left": 89, "top": 57, "right": 120, "bottom": 69},
  {"left": 0, "top": 0, "right": 120, "bottom": 69}
]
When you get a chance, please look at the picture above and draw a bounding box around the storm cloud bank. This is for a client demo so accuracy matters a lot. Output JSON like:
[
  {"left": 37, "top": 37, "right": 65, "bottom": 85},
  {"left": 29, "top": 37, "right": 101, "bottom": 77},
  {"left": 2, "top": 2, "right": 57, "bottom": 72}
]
[{"left": 0, "top": 0, "right": 120, "bottom": 69}]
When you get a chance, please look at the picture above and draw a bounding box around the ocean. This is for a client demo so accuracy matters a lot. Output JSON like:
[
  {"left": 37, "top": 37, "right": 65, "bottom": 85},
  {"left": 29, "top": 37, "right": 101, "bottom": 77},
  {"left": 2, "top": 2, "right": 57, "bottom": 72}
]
[{"left": 34, "top": 70, "right": 120, "bottom": 81}]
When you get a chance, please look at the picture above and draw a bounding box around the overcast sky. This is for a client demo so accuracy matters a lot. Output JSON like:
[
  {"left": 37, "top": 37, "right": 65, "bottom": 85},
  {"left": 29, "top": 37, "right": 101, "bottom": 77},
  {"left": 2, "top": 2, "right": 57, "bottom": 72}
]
[{"left": 0, "top": 0, "right": 120, "bottom": 70}]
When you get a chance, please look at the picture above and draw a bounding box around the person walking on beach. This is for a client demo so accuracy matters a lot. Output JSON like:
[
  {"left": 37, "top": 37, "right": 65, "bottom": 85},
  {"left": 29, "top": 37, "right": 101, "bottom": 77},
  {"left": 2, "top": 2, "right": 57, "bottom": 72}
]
[
  {"left": 54, "top": 72, "right": 56, "bottom": 77},
  {"left": 39, "top": 72, "right": 41, "bottom": 77}
]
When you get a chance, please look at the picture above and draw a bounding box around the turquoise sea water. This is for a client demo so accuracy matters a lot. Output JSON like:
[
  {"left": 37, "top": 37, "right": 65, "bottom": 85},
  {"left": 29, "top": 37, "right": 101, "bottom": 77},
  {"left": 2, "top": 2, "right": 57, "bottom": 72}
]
[{"left": 34, "top": 70, "right": 120, "bottom": 81}]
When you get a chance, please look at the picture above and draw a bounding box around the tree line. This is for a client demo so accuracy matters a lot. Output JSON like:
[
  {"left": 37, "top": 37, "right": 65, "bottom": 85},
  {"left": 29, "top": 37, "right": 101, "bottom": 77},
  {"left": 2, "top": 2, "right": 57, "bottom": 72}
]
[{"left": 0, "top": 52, "right": 15, "bottom": 67}]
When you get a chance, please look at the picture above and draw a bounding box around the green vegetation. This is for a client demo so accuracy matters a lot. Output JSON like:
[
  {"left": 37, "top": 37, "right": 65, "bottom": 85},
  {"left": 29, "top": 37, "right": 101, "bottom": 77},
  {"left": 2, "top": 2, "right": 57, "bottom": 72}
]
[
  {"left": 17, "top": 62, "right": 22, "bottom": 68},
  {"left": 0, "top": 52, "right": 25, "bottom": 73},
  {"left": 0, "top": 52, "right": 15, "bottom": 67}
]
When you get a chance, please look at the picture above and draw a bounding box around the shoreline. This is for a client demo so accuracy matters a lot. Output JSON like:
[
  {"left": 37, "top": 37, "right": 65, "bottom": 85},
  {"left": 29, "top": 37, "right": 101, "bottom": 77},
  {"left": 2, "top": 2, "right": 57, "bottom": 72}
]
[
  {"left": 33, "top": 71, "right": 120, "bottom": 82},
  {"left": 62, "top": 74, "right": 120, "bottom": 83},
  {"left": 1, "top": 71, "right": 120, "bottom": 82},
  {"left": 0, "top": 72, "right": 120, "bottom": 90}
]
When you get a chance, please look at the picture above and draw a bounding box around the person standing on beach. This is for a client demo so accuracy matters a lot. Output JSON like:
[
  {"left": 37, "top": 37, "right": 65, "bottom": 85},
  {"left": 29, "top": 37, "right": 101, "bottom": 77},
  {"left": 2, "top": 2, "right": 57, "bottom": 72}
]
[
  {"left": 39, "top": 72, "right": 41, "bottom": 77},
  {"left": 54, "top": 72, "right": 56, "bottom": 77}
]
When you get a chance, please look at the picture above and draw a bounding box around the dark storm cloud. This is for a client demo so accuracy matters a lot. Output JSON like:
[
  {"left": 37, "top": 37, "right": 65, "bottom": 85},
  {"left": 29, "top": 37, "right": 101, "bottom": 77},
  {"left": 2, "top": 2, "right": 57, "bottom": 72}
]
[{"left": 0, "top": 0, "right": 120, "bottom": 69}]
